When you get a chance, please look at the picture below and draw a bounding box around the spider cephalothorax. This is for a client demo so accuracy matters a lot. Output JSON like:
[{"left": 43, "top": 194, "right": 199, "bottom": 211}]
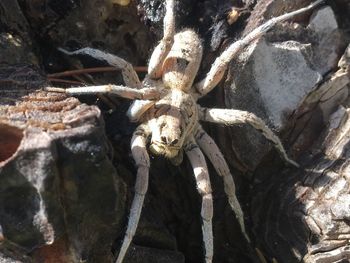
[
  {"left": 147, "top": 88, "right": 198, "bottom": 159},
  {"left": 47, "top": 0, "right": 325, "bottom": 262}
]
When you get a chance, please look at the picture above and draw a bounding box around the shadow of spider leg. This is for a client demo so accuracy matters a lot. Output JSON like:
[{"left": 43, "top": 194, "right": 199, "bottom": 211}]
[{"left": 58, "top": 47, "right": 142, "bottom": 89}]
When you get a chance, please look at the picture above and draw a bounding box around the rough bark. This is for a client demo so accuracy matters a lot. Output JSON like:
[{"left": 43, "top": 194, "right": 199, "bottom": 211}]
[
  {"left": 0, "top": 65, "right": 125, "bottom": 262},
  {"left": 252, "top": 46, "right": 350, "bottom": 263}
]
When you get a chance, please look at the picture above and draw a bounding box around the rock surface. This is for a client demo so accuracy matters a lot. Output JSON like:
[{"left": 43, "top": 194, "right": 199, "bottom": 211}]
[{"left": 221, "top": 2, "right": 345, "bottom": 170}]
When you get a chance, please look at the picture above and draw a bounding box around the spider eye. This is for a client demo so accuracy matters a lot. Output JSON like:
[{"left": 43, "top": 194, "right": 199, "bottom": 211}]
[
  {"left": 176, "top": 58, "right": 190, "bottom": 70},
  {"left": 160, "top": 122, "right": 166, "bottom": 130},
  {"left": 171, "top": 139, "right": 179, "bottom": 145}
]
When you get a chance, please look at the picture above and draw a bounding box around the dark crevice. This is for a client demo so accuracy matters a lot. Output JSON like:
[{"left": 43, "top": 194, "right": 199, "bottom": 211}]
[{"left": 0, "top": 123, "right": 23, "bottom": 164}]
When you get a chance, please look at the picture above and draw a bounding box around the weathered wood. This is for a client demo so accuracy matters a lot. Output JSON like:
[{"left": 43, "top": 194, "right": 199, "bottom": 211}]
[
  {"left": 252, "top": 45, "right": 350, "bottom": 262},
  {"left": 0, "top": 65, "right": 125, "bottom": 262}
]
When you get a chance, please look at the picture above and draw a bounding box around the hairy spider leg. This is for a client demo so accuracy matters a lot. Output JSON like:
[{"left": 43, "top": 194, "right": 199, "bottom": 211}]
[
  {"left": 45, "top": 85, "right": 160, "bottom": 100},
  {"left": 194, "top": 0, "right": 325, "bottom": 96},
  {"left": 195, "top": 126, "right": 250, "bottom": 243},
  {"left": 148, "top": 0, "right": 175, "bottom": 79},
  {"left": 185, "top": 138, "right": 214, "bottom": 263},
  {"left": 198, "top": 107, "right": 299, "bottom": 167},
  {"left": 116, "top": 124, "right": 150, "bottom": 263}
]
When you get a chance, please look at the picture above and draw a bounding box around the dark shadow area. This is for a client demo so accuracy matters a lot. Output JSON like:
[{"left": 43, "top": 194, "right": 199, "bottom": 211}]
[{"left": 0, "top": 124, "right": 23, "bottom": 164}]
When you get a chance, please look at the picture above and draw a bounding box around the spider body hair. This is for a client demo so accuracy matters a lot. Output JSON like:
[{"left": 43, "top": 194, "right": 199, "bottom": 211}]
[{"left": 46, "top": 1, "right": 325, "bottom": 262}]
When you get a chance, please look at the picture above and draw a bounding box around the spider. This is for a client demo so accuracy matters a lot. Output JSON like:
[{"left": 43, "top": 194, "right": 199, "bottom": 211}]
[{"left": 47, "top": 0, "right": 324, "bottom": 262}]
